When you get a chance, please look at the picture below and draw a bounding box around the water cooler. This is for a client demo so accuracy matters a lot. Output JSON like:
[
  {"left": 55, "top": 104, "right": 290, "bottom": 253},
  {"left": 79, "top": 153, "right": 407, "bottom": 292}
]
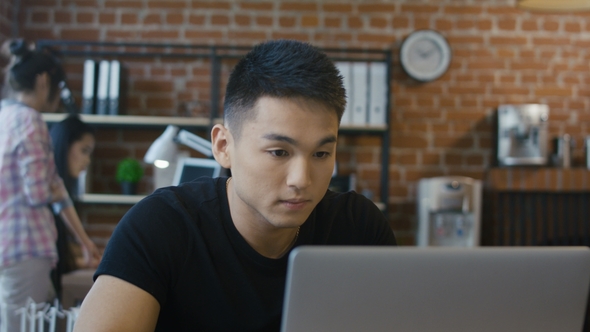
[{"left": 416, "top": 176, "right": 482, "bottom": 247}]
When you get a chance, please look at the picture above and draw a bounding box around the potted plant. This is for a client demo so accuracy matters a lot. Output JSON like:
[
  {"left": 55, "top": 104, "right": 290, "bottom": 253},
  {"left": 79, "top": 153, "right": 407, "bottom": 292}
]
[{"left": 116, "top": 158, "right": 144, "bottom": 195}]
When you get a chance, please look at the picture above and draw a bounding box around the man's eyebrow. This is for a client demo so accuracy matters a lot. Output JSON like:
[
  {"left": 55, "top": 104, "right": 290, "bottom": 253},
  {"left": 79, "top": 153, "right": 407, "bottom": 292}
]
[{"left": 262, "top": 133, "right": 337, "bottom": 147}]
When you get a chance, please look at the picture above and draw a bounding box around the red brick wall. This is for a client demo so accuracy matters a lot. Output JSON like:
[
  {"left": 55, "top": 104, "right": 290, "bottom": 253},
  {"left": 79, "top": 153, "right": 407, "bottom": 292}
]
[
  {"left": 18, "top": 0, "right": 590, "bottom": 245},
  {"left": 0, "top": 0, "right": 14, "bottom": 48}
]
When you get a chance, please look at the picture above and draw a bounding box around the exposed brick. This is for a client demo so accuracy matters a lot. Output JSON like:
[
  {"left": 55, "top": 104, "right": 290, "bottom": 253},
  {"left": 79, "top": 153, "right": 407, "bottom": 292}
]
[
  {"left": 143, "top": 13, "right": 162, "bottom": 24},
  {"left": 542, "top": 20, "right": 560, "bottom": 31},
  {"left": 324, "top": 17, "right": 341, "bottom": 28},
  {"left": 533, "top": 37, "right": 571, "bottom": 46},
  {"left": 31, "top": 11, "right": 49, "bottom": 23},
  {"left": 227, "top": 31, "right": 267, "bottom": 41},
  {"left": 148, "top": 1, "right": 186, "bottom": 9},
  {"left": 370, "top": 17, "right": 388, "bottom": 29},
  {"left": 191, "top": 1, "right": 231, "bottom": 10},
  {"left": 490, "top": 36, "right": 527, "bottom": 45},
  {"left": 234, "top": 14, "right": 250, "bottom": 26},
  {"left": 323, "top": 4, "right": 352, "bottom": 13},
  {"left": 279, "top": 16, "right": 296, "bottom": 28},
  {"left": 99, "top": 13, "right": 116, "bottom": 24},
  {"left": 189, "top": 14, "right": 205, "bottom": 25},
  {"left": 301, "top": 15, "right": 319, "bottom": 28},
  {"left": 121, "top": 13, "right": 138, "bottom": 24},
  {"left": 54, "top": 11, "right": 72, "bottom": 23},
  {"left": 211, "top": 15, "right": 230, "bottom": 25},
  {"left": 535, "top": 87, "right": 573, "bottom": 97},
  {"left": 347, "top": 16, "right": 363, "bottom": 29},
  {"left": 166, "top": 13, "right": 184, "bottom": 25},
  {"left": 521, "top": 20, "right": 538, "bottom": 31},
  {"left": 105, "top": 1, "right": 142, "bottom": 9},
  {"left": 60, "top": 28, "right": 99, "bottom": 40},
  {"left": 255, "top": 16, "right": 273, "bottom": 26},
  {"left": 400, "top": 4, "right": 438, "bottom": 13},
  {"left": 358, "top": 4, "right": 396, "bottom": 14},
  {"left": 280, "top": 2, "right": 317, "bottom": 11},
  {"left": 240, "top": 2, "right": 273, "bottom": 11},
  {"left": 392, "top": 16, "right": 409, "bottom": 29},
  {"left": 435, "top": 19, "right": 452, "bottom": 31},
  {"left": 76, "top": 12, "right": 94, "bottom": 24},
  {"left": 497, "top": 18, "right": 516, "bottom": 30},
  {"left": 141, "top": 30, "right": 179, "bottom": 39}
]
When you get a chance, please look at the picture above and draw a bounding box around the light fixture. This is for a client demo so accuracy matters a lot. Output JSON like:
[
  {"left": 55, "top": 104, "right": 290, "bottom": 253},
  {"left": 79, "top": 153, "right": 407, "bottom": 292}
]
[
  {"left": 518, "top": 0, "right": 590, "bottom": 11},
  {"left": 143, "top": 125, "right": 212, "bottom": 169}
]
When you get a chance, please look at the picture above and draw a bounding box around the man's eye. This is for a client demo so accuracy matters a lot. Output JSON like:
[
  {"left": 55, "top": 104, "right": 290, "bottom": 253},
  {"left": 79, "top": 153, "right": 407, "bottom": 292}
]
[
  {"left": 270, "top": 150, "right": 288, "bottom": 157},
  {"left": 315, "top": 152, "right": 331, "bottom": 158}
]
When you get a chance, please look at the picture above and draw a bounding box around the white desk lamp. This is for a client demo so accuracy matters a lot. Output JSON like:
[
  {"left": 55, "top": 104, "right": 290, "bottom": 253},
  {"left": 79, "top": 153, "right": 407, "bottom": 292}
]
[
  {"left": 144, "top": 125, "right": 214, "bottom": 190},
  {"left": 144, "top": 125, "right": 213, "bottom": 168}
]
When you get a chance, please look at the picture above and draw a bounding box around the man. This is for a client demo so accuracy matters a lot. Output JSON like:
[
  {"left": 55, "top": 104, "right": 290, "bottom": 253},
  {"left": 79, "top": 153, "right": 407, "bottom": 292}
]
[{"left": 74, "top": 39, "right": 396, "bottom": 332}]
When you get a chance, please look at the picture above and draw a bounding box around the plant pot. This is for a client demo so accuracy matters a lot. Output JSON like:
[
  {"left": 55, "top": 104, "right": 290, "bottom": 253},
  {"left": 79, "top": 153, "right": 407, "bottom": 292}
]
[{"left": 120, "top": 182, "right": 137, "bottom": 195}]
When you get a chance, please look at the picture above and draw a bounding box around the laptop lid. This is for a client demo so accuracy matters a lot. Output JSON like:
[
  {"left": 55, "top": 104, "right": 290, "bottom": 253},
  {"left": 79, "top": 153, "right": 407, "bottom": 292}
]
[
  {"left": 172, "top": 157, "right": 221, "bottom": 186},
  {"left": 281, "top": 246, "right": 590, "bottom": 332}
]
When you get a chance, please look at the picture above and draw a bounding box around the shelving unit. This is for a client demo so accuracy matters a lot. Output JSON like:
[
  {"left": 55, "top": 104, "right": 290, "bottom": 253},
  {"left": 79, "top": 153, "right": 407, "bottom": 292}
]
[
  {"left": 38, "top": 40, "right": 391, "bottom": 210},
  {"left": 42, "top": 113, "right": 222, "bottom": 129}
]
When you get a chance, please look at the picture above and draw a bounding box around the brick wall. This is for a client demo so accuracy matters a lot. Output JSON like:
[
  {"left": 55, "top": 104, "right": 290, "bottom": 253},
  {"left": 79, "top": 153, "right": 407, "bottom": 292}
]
[
  {"left": 0, "top": 0, "right": 14, "bottom": 48},
  {"left": 17, "top": 0, "right": 590, "bottom": 246}
]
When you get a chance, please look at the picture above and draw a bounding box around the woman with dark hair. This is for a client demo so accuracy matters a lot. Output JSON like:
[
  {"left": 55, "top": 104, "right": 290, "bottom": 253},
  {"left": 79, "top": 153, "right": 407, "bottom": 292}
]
[
  {"left": 0, "top": 39, "right": 100, "bottom": 331},
  {"left": 49, "top": 114, "right": 96, "bottom": 299}
]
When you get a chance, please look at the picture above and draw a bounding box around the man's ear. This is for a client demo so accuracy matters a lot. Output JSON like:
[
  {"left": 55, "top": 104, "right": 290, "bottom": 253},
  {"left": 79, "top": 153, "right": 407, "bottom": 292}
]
[{"left": 211, "top": 124, "right": 232, "bottom": 169}]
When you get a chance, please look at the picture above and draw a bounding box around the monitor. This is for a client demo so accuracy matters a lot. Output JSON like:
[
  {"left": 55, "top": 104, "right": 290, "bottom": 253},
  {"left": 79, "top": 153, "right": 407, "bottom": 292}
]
[{"left": 172, "top": 157, "right": 221, "bottom": 186}]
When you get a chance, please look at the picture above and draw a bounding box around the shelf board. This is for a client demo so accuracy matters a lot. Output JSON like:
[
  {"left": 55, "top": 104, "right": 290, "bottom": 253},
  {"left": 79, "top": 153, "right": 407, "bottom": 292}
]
[
  {"left": 339, "top": 123, "right": 387, "bottom": 132},
  {"left": 78, "top": 193, "right": 146, "bottom": 204},
  {"left": 42, "top": 113, "right": 222, "bottom": 127},
  {"left": 43, "top": 113, "right": 387, "bottom": 132}
]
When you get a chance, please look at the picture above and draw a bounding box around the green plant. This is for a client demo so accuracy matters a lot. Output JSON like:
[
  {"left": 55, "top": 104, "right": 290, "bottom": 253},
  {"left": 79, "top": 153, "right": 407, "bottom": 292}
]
[{"left": 115, "top": 158, "right": 144, "bottom": 183}]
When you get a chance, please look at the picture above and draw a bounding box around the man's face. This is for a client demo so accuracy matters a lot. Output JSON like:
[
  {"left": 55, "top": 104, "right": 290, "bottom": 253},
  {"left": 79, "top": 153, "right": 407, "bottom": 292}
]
[{"left": 228, "top": 96, "right": 339, "bottom": 231}]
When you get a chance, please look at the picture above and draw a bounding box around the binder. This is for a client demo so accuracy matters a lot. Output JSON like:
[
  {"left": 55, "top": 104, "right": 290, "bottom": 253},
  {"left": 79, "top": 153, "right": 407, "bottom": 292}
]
[
  {"left": 335, "top": 62, "right": 353, "bottom": 126},
  {"left": 108, "top": 60, "right": 120, "bottom": 115},
  {"left": 368, "top": 62, "right": 388, "bottom": 126},
  {"left": 351, "top": 62, "right": 368, "bottom": 125},
  {"left": 81, "top": 60, "right": 96, "bottom": 114},
  {"left": 96, "top": 60, "right": 110, "bottom": 115}
]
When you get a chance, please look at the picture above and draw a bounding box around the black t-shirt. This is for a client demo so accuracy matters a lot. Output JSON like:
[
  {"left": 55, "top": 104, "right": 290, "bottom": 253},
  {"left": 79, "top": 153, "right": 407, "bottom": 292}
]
[{"left": 96, "top": 177, "right": 396, "bottom": 332}]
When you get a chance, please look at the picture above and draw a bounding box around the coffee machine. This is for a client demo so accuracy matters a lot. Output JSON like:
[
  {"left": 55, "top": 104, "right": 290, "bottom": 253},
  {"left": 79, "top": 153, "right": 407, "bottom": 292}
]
[
  {"left": 416, "top": 176, "right": 482, "bottom": 247},
  {"left": 497, "top": 104, "right": 549, "bottom": 166}
]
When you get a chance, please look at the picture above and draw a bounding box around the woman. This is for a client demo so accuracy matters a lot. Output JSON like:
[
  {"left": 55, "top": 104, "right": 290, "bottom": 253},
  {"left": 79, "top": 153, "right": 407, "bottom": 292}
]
[
  {"left": 49, "top": 115, "right": 96, "bottom": 299},
  {"left": 0, "top": 39, "right": 100, "bottom": 331}
]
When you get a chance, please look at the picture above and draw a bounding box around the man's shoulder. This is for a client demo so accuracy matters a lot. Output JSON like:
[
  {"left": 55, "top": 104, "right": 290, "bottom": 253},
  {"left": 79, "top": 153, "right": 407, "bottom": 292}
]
[{"left": 134, "top": 177, "right": 223, "bottom": 217}]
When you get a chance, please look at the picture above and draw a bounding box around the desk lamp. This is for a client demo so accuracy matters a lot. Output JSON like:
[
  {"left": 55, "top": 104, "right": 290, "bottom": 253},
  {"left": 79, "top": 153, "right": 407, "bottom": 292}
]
[
  {"left": 144, "top": 125, "right": 213, "bottom": 190},
  {"left": 144, "top": 125, "right": 212, "bottom": 168}
]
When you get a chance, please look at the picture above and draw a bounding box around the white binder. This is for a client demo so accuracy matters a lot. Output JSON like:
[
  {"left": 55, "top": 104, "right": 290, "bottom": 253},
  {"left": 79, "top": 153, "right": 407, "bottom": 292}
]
[
  {"left": 335, "top": 62, "right": 353, "bottom": 126},
  {"left": 368, "top": 62, "right": 388, "bottom": 126},
  {"left": 108, "top": 60, "right": 120, "bottom": 115},
  {"left": 96, "top": 60, "right": 110, "bottom": 115},
  {"left": 81, "top": 60, "right": 96, "bottom": 114},
  {"left": 351, "top": 62, "right": 368, "bottom": 125}
]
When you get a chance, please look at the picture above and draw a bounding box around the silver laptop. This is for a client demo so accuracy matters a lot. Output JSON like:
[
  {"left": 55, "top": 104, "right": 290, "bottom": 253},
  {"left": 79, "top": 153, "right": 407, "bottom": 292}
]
[{"left": 281, "top": 246, "right": 590, "bottom": 332}]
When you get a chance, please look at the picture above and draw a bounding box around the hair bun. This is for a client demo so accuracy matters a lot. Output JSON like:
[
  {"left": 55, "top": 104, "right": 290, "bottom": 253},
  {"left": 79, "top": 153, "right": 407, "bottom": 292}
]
[{"left": 9, "top": 39, "right": 31, "bottom": 57}]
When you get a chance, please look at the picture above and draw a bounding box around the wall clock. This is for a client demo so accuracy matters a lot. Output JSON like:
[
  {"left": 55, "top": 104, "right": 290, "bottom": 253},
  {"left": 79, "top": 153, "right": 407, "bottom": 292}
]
[{"left": 400, "top": 30, "right": 451, "bottom": 82}]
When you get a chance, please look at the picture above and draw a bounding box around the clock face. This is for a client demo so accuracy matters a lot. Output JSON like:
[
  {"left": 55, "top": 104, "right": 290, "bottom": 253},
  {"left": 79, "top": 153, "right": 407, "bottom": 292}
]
[{"left": 400, "top": 30, "right": 451, "bottom": 82}]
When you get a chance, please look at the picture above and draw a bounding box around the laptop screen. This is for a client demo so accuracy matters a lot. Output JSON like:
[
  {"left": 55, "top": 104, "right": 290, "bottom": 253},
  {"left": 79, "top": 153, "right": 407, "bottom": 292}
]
[
  {"left": 281, "top": 246, "right": 590, "bottom": 332},
  {"left": 172, "top": 157, "right": 221, "bottom": 186}
]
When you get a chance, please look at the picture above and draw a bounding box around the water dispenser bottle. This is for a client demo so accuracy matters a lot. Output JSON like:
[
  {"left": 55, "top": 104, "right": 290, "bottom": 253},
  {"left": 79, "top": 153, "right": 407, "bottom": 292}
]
[{"left": 417, "top": 176, "right": 482, "bottom": 247}]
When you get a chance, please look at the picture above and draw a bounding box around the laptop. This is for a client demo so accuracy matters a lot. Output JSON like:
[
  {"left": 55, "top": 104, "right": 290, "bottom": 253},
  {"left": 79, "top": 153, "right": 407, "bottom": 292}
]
[
  {"left": 172, "top": 157, "right": 221, "bottom": 186},
  {"left": 281, "top": 246, "right": 590, "bottom": 332}
]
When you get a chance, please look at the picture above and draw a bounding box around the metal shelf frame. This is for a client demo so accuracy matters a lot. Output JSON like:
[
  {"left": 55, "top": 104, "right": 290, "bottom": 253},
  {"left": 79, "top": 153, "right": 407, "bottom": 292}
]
[{"left": 37, "top": 40, "right": 392, "bottom": 209}]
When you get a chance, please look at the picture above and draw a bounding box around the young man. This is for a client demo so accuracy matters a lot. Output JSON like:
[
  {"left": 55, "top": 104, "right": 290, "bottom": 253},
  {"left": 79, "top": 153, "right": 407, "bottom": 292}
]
[{"left": 74, "top": 39, "right": 396, "bottom": 332}]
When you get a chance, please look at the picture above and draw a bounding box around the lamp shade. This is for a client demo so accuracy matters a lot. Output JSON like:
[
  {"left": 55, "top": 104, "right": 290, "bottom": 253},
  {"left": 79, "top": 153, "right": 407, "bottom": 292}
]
[{"left": 144, "top": 125, "right": 179, "bottom": 168}]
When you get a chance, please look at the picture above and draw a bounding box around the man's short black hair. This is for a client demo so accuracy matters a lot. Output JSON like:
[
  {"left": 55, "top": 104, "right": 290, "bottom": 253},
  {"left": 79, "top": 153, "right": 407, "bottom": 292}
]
[{"left": 223, "top": 39, "right": 346, "bottom": 137}]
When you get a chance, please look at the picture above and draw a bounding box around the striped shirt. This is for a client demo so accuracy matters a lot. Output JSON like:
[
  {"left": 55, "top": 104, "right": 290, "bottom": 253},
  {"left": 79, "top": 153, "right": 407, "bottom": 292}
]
[{"left": 0, "top": 100, "right": 66, "bottom": 267}]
